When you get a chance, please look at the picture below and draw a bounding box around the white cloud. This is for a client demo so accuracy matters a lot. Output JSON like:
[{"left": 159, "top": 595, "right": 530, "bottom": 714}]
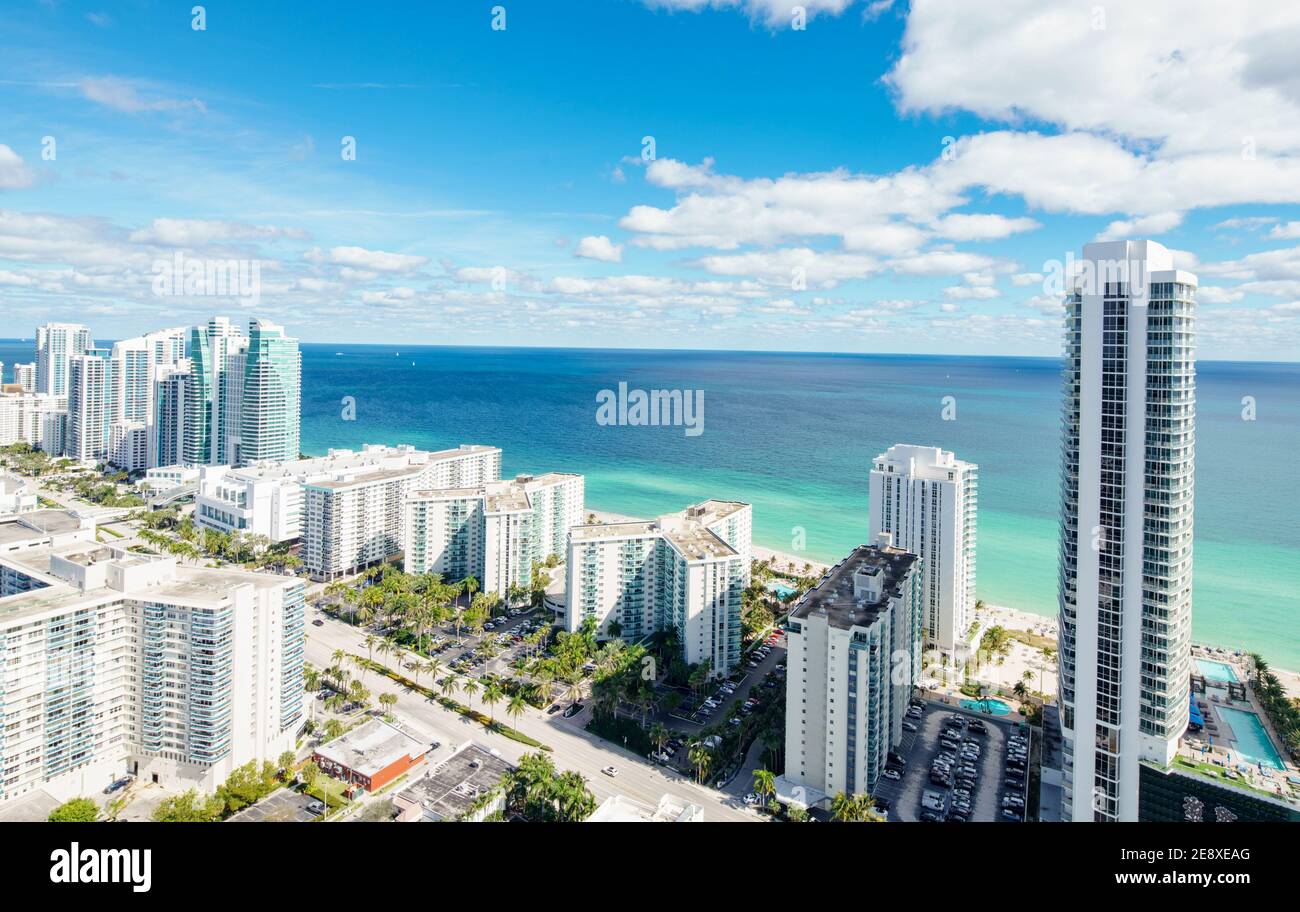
[
  {"left": 1268, "top": 221, "right": 1300, "bottom": 239},
  {"left": 0, "top": 146, "right": 35, "bottom": 191},
  {"left": 574, "top": 235, "right": 623, "bottom": 263},
  {"left": 887, "top": 1, "right": 1300, "bottom": 156},
  {"left": 130, "top": 218, "right": 308, "bottom": 246},
  {"left": 80, "top": 76, "right": 207, "bottom": 115},
  {"left": 931, "top": 213, "right": 1039, "bottom": 241},
  {"left": 642, "top": 0, "right": 856, "bottom": 27},
  {"left": 323, "top": 246, "right": 428, "bottom": 273},
  {"left": 1094, "top": 212, "right": 1184, "bottom": 242}
]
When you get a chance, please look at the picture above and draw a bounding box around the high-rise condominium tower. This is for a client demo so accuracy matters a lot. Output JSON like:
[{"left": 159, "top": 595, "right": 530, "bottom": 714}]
[
  {"left": 35, "top": 323, "right": 93, "bottom": 397},
  {"left": 1058, "top": 240, "right": 1196, "bottom": 822},
  {"left": 869, "top": 444, "right": 977, "bottom": 657},
  {"left": 184, "top": 317, "right": 248, "bottom": 466},
  {"left": 240, "top": 319, "right": 302, "bottom": 464},
  {"left": 66, "top": 350, "right": 114, "bottom": 465}
]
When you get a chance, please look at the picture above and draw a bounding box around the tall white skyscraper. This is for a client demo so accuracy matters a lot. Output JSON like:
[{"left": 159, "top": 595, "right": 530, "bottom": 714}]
[
  {"left": 110, "top": 327, "right": 187, "bottom": 471},
  {"left": 1058, "top": 240, "right": 1196, "bottom": 822},
  {"left": 868, "top": 444, "right": 977, "bottom": 656},
  {"left": 66, "top": 349, "right": 114, "bottom": 465},
  {"left": 35, "top": 323, "right": 93, "bottom": 397}
]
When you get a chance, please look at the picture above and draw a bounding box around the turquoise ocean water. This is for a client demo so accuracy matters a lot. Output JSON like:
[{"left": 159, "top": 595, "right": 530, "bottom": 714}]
[{"left": 2, "top": 341, "right": 1295, "bottom": 667}]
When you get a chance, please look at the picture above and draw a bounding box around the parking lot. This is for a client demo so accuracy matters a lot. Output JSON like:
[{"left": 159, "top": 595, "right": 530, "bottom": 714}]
[
  {"left": 228, "top": 789, "right": 322, "bottom": 822},
  {"left": 872, "top": 700, "right": 1030, "bottom": 822},
  {"left": 669, "top": 630, "right": 787, "bottom": 728}
]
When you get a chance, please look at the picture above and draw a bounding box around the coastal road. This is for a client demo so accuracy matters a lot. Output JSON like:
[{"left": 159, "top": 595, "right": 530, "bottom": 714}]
[{"left": 305, "top": 607, "right": 761, "bottom": 822}]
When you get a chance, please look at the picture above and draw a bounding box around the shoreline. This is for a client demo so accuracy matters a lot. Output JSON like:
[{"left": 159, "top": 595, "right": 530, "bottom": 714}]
[{"left": 587, "top": 507, "right": 1300, "bottom": 698}]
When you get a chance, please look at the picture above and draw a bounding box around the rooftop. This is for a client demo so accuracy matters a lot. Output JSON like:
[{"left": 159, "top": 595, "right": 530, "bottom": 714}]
[
  {"left": 587, "top": 793, "right": 704, "bottom": 822},
  {"left": 567, "top": 499, "right": 748, "bottom": 562},
  {"left": 227, "top": 443, "right": 500, "bottom": 484},
  {"left": 314, "top": 718, "right": 428, "bottom": 778},
  {"left": 395, "top": 742, "right": 513, "bottom": 821},
  {"left": 789, "top": 542, "right": 919, "bottom": 631},
  {"left": 0, "top": 537, "right": 297, "bottom": 625}
]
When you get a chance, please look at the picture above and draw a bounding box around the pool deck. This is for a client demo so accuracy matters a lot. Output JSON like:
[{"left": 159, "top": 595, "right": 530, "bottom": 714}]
[{"left": 1182, "top": 687, "right": 1298, "bottom": 805}]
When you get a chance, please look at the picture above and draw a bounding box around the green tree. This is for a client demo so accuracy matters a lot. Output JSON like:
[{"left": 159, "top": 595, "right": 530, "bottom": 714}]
[
  {"left": 153, "top": 789, "right": 224, "bottom": 822},
  {"left": 49, "top": 797, "right": 99, "bottom": 822}
]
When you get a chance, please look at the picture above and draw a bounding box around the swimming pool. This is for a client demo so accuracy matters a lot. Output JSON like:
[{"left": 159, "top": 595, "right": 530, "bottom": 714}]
[
  {"left": 765, "top": 580, "right": 797, "bottom": 599},
  {"left": 960, "top": 698, "right": 1012, "bottom": 716},
  {"left": 1195, "top": 658, "right": 1239, "bottom": 683},
  {"left": 1217, "top": 706, "right": 1286, "bottom": 770}
]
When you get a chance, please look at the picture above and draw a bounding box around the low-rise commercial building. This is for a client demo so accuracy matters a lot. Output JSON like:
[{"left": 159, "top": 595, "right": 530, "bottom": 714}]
[{"left": 313, "top": 718, "right": 429, "bottom": 794}]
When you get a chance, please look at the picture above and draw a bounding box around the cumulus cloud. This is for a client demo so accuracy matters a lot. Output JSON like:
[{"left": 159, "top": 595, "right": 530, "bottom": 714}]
[
  {"left": 574, "top": 235, "right": 623, "bottom": 263},
  {"left": 0, "top": 146, "right": 36, "bottom": 191},
  {"left": 315, "top": 245, "right": 429, "bottom": 273}
]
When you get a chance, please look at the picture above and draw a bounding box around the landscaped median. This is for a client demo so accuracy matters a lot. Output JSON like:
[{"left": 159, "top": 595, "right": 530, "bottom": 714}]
[{"left": 349, "top": 654, "right": 551, "bottom": 751}]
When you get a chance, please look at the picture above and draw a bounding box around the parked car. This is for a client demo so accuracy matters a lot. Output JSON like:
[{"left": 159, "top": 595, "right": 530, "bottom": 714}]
[{"left": 882, "top": 769, "right": 901, "bottom": 781}]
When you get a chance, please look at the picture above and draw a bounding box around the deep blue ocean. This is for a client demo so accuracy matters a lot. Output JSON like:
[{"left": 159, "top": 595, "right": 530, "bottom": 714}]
[{"left": 3, "top": 339, "right": 1296, "bottom": 667}]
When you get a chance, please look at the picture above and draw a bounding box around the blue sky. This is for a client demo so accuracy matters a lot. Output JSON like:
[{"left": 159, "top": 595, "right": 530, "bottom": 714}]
[{"left": 2, "top": 0, "right": 1299, "bottom": 359}]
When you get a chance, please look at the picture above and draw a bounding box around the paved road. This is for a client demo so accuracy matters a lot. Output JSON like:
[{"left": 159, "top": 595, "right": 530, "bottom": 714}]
[{"left": 305, "top": 606, "right": 761, "bottom": 822}]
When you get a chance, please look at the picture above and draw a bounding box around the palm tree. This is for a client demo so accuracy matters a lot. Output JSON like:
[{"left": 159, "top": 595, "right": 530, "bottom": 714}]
[
  {"left": 378, "top": 692, "right": 397, "bottom": 718},
  {"left": 439, "top": 675, "right": 458, "bottom": 701},
  {"left": 461, "top": 678, "right": 480, "bottom": 712},
  {"left": 483, "top": 682, "right": 505, "bottom": 724},
  {"left": 363, "top": 634, "right": 377, "bottom": 667},
  {"left": 688, "top": 742, "right": 713, "bottom": 784},
  {"left": 649, "top": 722, "right": 670, "bottom": 755},
  {"left": 830, "top": 792, "right": 879, "bottom": 822},
  {"left": 753, "top": 768, "right": 776, "bottom": 805},
  {"left": 506, "top": 693, "right": 527, "bottom": 729}
]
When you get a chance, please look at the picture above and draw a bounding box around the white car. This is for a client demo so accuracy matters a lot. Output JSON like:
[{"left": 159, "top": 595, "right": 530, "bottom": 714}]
[
  {"left": 601, "top": 766, "right": 619, "bottom": 778},
  {"left": 743, "top": 793, "right": 761, "bottom": 806},
  {"left": 882, "top": 769, "right": 902, "bottom": 781}
]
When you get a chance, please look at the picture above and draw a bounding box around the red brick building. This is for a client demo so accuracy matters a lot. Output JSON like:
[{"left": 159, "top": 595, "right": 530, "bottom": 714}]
[{"left": 313, "top": 719, "right": 429, "bottom": 793}]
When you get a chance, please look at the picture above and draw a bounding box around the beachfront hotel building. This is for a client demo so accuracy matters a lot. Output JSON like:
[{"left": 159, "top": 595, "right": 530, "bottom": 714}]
[
  {"left": 238, "top": 319, "right": 302, "bottom": 465},
  {"left": 565, "top": 500, "right": 751, "bottom": 675},
  {"left": 776, "top": 538, "right": 923, "bottom": 808},
  {"left": 869, "top": 444, "right": 977, "bottom": 658},
  {"left": 1057, "top": 240, "right": 1196, "bottom": 822},
  {"left": 35, "top": 323, "right": 93, "bottom": 398},
  {"left": 197, "top": 443, "right": 503, "bottom": 551},
  {"left": 299, "top": 444, "right": 502, "bottom": 580},
  {"left": 0, "top": 510, "right": 306, "bottom": 802},
  {"left": 404, "top": 472, "right": 584, "bottom": 598}
]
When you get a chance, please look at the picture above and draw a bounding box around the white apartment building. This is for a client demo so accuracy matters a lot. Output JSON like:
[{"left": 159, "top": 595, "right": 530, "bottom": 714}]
[
  {"left": 565, "top": 500, "right": 751, "bottom": 675},
  {"left": 777, "top": 538, "right": 923, "bottom": 808},
  {"left": 0, "top": 391, "right": 68, "bottom": 455},
  {"left": 404, "top": 472, "right": 584, "bottom": 598},
  {"left": 35, "top": 323, "right": 93, "bottom": 397},
  {"left": 869, "top": 443, "right": 977, "bottom": 656},
  {"left": 66, "top": 350, "right": 114, "bottom": 466},
  {"left": 197, "top": 444, "right": 503, "bottom": 551},
  {"left": 11, "top": 363, "right": 36, "bottom": 392},
  {"left": 1058, "top": 240, "right": 1196, "bottom": 822},
  {"left": 109, "top": 328, "right": 187, "bottom": 471},
  {"left": 298, "top": 444, "right": 502, "bottom": 580},
  {"left": 109, "top": 420, "right": 149, "bottom": 474},
  {"left": 0, "top": 511, "right": 306, "bottom": 802}
]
